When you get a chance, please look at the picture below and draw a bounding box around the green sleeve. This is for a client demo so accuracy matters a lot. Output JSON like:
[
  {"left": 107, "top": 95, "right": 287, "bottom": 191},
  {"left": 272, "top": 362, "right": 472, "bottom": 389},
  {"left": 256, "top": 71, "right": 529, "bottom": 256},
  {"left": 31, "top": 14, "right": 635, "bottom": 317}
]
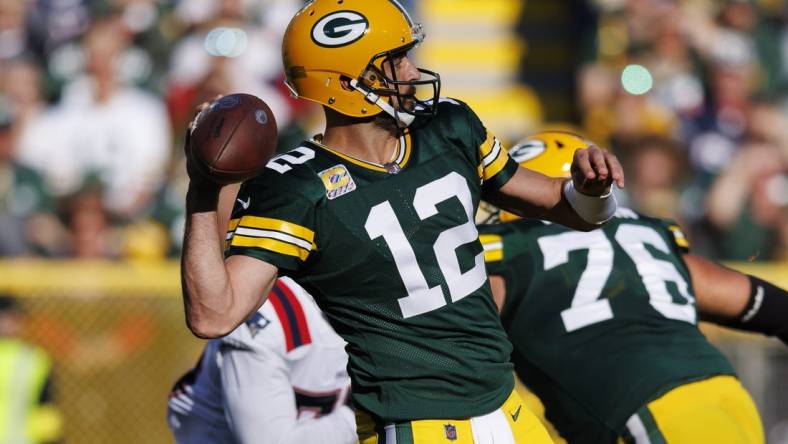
[{"left": 225, "top": 174, "right": 319, "bottom": 273}]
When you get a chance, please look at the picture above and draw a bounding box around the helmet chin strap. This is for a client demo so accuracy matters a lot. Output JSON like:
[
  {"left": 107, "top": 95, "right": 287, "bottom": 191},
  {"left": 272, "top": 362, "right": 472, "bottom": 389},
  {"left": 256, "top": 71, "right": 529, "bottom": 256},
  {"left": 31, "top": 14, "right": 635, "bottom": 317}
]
[{"left": 349, "top": 79, "right": 415, "bottom": 128}]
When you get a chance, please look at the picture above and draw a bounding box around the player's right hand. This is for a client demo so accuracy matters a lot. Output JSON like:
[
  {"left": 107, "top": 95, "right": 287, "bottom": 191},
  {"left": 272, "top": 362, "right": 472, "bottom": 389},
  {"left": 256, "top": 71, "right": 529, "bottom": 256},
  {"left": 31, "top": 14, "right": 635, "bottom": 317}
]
[
  {"left": 184, "top": 100, "right": 222, "bottom": 193},
  {"left": 570, "top": 145, "right": 625, "bottom": 196}
]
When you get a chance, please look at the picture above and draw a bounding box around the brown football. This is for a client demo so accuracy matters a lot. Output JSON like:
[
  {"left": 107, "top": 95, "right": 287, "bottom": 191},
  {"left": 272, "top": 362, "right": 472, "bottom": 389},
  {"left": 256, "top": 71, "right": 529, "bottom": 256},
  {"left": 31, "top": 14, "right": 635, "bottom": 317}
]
[{"left": 189, "top": 94, "right": 278, "bottom": 185}]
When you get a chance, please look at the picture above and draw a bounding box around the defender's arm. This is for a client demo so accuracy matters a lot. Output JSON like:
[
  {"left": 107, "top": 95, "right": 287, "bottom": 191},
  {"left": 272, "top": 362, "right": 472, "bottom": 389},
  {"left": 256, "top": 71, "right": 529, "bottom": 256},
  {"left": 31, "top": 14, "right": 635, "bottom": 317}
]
[
  {"left": 221, "top": 343, "right": 356, "bottom": 444},
  {"left": 683, "top": 254, "right": 788, "bottom": 345}
]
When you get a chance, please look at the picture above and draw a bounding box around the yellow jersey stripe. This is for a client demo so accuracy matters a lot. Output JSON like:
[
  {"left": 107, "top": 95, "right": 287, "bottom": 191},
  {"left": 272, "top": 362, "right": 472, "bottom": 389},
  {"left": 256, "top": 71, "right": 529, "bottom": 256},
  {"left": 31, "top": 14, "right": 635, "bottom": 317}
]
[
  {"left": 483, "top": 146, "right": 510, "bottom": 180},
  {"left": 484, "top": 249, "right": 503, "bottom": 262},
  {"left": 479, "top": 131, "right": 496, "bottom": 157},
  {"left": 479, "top": 234, "right": 502, "bottom": 247},
  {"left": 478, "top": 132, "right": 511, "bottom": 181},
  {"left": 480, "top": 234, "right": 504, "bottom": 263},
  {"left": 669, "top": 225, "right": 690, "bottom": 249},
  {"left": 238, "top": 216, "right": 315, "bottom": 244},
  {"left": 227, "top": 218, "right": 240, "bottom": 232},
  {"left": 230, "top": 235, "right": 310, "bottom": 261},
  {"left": 398, "top": 130, "right": 412, "bottom": 168},
  {"left": 234, "top": 227, "right": 313, "bottom": 251}
]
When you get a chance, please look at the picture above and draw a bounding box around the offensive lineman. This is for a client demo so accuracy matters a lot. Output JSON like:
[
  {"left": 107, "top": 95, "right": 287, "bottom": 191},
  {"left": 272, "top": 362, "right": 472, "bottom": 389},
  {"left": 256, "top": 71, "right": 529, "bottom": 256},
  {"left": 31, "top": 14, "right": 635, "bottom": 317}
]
[
  {"left": 167, "top": 277, "right": 356, "bottom": 444},
  {"left": 181, "top": 1, "right": 625, "bottom": 442},
  {"left": 478, "top": 131, "right": 788, "bottom": 444}
]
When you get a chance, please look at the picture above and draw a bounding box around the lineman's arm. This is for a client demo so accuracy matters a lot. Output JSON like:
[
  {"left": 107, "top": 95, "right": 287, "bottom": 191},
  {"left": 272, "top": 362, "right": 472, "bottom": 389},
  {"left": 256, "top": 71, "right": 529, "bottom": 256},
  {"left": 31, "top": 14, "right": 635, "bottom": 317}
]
[
  {"left": 182, "top": 186, "right": 278, "bottom": 338},
  {"left": 487, "top": 146, "right": 625, "bottom": 231},
  {"left": 684, "top": 254, "right": 788, "bottom": 345},
  {"left": 221, "top": 345, "right": 357, "bottom": 444},
  {"left": 488, "top": 275, "right": 507, "bottom": 314}
]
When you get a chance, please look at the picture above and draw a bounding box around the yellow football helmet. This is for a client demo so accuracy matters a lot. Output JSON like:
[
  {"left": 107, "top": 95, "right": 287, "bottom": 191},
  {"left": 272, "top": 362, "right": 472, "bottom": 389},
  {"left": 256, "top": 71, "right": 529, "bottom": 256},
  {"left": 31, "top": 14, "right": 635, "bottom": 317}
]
[
  {"left": 498, "top": 131, "right": 591, "bottom": 222},
  {"left": 282, "top": 0, "right": 440, "bottom": 126}
]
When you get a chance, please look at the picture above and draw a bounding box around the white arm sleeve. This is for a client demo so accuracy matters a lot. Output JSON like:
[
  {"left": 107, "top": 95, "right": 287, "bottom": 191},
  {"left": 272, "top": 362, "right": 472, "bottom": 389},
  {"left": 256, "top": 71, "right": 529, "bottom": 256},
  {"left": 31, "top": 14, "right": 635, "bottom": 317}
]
[{"left": 220, "top": 344, "right": 357, "bottom": 444}]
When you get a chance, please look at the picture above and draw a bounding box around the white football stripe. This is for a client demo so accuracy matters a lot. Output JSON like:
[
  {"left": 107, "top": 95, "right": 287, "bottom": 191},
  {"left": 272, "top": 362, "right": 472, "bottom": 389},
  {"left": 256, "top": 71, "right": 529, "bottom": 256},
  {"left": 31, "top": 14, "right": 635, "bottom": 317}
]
[
  {"left": 482, "top": 138, "right": 502, "bottom": 167},
  {"left": 235, "top": 227, "right": 313, "bottom": 251},
  {"left": 394, "top": 134, "right": 407, "bottom": 163},
  {"left": 625, "top": 413, "right": 653, "bottom": 444},
  {"left": 482, "top": 241, "right": 503, "bottom": 252}
]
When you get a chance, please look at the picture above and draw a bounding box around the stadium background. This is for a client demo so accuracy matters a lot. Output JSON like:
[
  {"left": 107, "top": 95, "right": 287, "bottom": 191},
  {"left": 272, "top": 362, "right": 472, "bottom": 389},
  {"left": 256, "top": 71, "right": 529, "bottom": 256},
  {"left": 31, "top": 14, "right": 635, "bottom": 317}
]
[{"left": 0, "top": 0, "right": 786, "bottom": 442}]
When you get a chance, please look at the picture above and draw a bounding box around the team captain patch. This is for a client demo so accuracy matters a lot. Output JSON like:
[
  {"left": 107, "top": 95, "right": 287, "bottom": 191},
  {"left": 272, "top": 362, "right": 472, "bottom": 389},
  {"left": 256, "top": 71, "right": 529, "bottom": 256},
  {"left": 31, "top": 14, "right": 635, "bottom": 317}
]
[{"left": 319, "top": 165, "right": 357, "bottom": 200}]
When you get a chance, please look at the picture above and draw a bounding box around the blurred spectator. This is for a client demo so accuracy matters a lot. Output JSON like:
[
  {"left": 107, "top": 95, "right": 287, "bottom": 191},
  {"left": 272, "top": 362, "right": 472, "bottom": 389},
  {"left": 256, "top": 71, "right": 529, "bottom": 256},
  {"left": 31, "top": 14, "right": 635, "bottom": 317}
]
[
  {"left": 620, "top": 135, "right": 687, "bottom": 220},
  {"left": 0, "top": 294, "right": 62, "bottom": 444},
  {"left": 0, "top": 104, "right": 64, "bottom": 257},
  {"left": 62, "top": 183, "right": 121, "bottom": 259},
  {"left": 167, "top": 0, "right": 300, "bottom": 133},
  {"left": 0, "top": 0, "right": 32, "bottom": 61},
  {"left": 705, "top": 142, "right": 788, "bottom": 261},
  {"left": 1, "top": 58, "right": 47, "bottom": 146},
  {"left": 17, "top": 16, "right": 172, "bottom": 219},
  {"left": 25, "top": 0, "right": 90, "bottom": 62}
]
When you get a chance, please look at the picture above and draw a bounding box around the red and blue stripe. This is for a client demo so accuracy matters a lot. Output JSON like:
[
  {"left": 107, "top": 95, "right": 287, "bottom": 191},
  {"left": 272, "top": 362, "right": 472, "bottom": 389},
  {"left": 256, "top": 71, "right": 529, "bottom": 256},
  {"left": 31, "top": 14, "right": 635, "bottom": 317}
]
[{"left": 269, "top": 281, "right": 312, "bottom": 351}]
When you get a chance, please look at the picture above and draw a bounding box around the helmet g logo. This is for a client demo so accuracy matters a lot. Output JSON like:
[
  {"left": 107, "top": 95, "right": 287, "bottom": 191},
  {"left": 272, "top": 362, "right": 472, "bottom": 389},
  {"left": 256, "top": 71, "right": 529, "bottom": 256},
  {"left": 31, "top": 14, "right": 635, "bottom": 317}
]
[
  {"left": 311, "top": 11, "right": 369, "bottom": 47},
  {"left": 510, "top": 140, "right": 547, "bottom": 163}
]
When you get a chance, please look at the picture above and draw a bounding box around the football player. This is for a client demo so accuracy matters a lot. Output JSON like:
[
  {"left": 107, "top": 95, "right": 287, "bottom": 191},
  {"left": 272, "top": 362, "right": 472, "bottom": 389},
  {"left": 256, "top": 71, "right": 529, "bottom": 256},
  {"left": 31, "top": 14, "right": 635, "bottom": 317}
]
[
  {"left": 180, "top": 1, "right": 625, "bottom": 442},
  {"left": 478, "top": 131, "right": 788, "bottom": 444},
  {"left": 167, "top": 277, "right": 356, "bottom": 444}
]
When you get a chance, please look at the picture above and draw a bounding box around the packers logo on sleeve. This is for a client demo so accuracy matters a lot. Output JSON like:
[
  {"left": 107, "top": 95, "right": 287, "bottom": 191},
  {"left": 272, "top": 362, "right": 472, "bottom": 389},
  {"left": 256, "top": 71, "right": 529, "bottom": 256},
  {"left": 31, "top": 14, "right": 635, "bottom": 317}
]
[{"left": 319, "top": 165, "right": 357, "bottom": 200}]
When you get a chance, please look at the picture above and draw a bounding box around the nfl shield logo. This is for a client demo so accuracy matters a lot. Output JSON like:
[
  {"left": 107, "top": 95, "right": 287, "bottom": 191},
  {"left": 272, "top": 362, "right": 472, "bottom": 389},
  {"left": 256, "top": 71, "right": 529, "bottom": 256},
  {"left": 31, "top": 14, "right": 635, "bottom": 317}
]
[{"left": 444, "top": 424, "right": 457, "bottom": 441}]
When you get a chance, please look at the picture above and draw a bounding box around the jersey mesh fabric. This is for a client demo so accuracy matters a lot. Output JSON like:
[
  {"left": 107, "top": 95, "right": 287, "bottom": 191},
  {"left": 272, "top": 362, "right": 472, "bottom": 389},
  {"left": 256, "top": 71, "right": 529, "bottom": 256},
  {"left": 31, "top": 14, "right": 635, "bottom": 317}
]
[
  {"left": 227, "top": 99, "right": 517, "bottom": 422},
  {"left": 478, "top": 211, "right": 735, "bottom": 442}
]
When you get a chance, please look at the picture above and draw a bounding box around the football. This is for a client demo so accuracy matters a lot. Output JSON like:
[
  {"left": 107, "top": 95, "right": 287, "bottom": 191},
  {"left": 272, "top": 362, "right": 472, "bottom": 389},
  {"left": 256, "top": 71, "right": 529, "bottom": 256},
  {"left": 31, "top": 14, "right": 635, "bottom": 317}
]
[{"left": 188, "top": 93, "right": 278, "bottom": 185}]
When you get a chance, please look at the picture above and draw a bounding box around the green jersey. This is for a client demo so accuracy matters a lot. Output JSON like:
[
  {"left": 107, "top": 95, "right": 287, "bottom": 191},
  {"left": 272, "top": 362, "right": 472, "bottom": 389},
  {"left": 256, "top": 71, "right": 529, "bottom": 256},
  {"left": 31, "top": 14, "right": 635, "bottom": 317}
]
[
  {"left": 478, "top": 210, "right": 735, "bottom": 443},
  {"left": 227, "top": 99, "right": 517, "bottom": 422}
]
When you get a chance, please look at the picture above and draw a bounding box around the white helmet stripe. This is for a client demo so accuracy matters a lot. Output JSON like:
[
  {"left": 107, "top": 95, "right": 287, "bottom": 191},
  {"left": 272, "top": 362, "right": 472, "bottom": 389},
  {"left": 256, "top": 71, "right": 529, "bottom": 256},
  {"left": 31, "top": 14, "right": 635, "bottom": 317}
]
[{"left": 387, "top": 0, "right": 415, "bottom": 27}]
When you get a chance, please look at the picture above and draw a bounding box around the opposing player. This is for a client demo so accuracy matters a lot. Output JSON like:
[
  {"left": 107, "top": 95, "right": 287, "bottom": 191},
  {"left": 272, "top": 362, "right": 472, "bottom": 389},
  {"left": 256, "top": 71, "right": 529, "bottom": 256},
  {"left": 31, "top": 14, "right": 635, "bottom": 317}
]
[
  {"left": 181, "top": 1, "right": 625, "bottom": 442},
  {"left": 167, "top": 277, "right": 356, "bottom": 444},
  {"left": 478, "top": 131, "right": 788, "bottom": 444}
]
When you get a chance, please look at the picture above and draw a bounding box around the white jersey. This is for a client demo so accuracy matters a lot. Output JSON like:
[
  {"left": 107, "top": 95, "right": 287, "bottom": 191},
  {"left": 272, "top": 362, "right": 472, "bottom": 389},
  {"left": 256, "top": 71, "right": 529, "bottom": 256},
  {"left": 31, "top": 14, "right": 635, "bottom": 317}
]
[{"left": 167, "top": 278, "right": 356, "bottom": 444}]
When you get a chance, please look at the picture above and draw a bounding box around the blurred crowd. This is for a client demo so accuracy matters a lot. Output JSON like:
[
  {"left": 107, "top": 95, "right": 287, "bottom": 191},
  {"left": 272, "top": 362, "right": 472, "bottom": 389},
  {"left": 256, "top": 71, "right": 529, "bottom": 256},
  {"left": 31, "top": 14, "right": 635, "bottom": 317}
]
[
  {"left": 0, "top": 0, "right": 786, "bottom": 262},
  {"left": 0, "top": 0, "right": 308, "bottom": 260},
  {"left": 581, "top": 0, "right": 788, "bottom": 261}
]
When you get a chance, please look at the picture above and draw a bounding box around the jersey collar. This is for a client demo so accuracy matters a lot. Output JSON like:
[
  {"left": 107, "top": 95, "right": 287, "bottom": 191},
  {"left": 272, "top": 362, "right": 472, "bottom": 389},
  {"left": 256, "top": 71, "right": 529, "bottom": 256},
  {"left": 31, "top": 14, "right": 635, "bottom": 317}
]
[{"left": 308, "top": 130, "right": 412, "bottom": 174}]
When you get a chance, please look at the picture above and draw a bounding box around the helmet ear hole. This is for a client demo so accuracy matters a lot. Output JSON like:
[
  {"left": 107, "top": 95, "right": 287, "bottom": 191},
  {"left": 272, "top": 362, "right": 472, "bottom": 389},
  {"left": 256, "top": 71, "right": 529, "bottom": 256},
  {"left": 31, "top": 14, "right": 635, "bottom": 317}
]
[{"left": 339, "top": 76, "right": 354, "bottom": 92}]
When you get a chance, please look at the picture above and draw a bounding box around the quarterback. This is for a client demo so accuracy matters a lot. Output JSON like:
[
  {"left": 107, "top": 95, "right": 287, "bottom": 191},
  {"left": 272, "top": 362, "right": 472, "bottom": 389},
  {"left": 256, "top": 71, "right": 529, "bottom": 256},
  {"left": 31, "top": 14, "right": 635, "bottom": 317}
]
[
  {"left": 181, "top": 1, "right": 624, "bottom": 442},
  {"left": 167, "top": 278, "right": 356, "bottom": 444},
  {"left": 478, "top": 132, "right": 788, "bottom": 444}
]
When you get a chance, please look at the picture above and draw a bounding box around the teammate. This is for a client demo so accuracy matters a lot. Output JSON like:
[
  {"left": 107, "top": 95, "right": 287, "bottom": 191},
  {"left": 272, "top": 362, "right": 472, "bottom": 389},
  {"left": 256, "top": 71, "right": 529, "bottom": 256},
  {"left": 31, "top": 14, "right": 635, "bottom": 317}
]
[
  {"left": 167, "top": 277, "right": 356, "bottom": 444},
  {"left": 478, "top": 131, "right": 788, "bottom": 444},
  {"left": 180, "top": 1, "right": 625, "bottom": 442}
]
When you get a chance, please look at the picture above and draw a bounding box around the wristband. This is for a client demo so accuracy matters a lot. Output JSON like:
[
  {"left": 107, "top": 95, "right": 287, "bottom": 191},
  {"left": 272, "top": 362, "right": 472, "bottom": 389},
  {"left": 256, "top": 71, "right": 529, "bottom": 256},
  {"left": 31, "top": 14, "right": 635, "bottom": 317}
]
[
  {"left": 563, "top": 180, "right": 617, "bottom": 225},
  {"left": 723, "top": 275, "right": 788, "bottom": 345}
]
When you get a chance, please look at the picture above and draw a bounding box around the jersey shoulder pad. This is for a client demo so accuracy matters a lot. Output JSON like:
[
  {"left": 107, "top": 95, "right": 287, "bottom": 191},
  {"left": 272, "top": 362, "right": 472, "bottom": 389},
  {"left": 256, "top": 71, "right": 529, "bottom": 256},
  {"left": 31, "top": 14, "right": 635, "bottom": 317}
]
[
  {"left": 430, "top": 97, "right": 479, "bottom": 127},
  {"left": 623, "top": 209, "right": 690, "bottom": 252},
  {"left": 427, "top": 97, "right": 489, "bottom": 154},
  {"left": 237, "top": 145, "right": 325, "bottom": 203}
]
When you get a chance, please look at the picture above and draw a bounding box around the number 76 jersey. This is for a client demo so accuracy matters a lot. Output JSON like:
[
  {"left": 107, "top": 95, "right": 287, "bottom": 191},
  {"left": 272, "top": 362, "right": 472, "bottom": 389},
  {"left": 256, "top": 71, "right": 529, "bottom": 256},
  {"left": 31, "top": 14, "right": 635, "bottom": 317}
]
[
  {"left": 478, "top": 210, "right": 735, "bottom": 442},
  {"left": 226, "top": 99, "right": 518, "bottom": 424}
]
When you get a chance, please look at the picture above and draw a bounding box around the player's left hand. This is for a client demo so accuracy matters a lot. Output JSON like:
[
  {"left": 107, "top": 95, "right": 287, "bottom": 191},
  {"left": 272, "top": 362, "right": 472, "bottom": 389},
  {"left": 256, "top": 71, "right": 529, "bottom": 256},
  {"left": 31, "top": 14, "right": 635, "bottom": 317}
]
[{"left": 570, "top": 145, "right": 625, "bottom": 196}]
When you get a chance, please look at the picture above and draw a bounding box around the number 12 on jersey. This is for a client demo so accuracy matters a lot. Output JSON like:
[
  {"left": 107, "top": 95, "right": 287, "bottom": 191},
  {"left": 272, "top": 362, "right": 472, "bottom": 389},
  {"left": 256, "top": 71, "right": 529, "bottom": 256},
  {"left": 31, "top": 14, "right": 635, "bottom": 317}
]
[{"left": 365, "top": 173, "right": 488, "bottom": 319}]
